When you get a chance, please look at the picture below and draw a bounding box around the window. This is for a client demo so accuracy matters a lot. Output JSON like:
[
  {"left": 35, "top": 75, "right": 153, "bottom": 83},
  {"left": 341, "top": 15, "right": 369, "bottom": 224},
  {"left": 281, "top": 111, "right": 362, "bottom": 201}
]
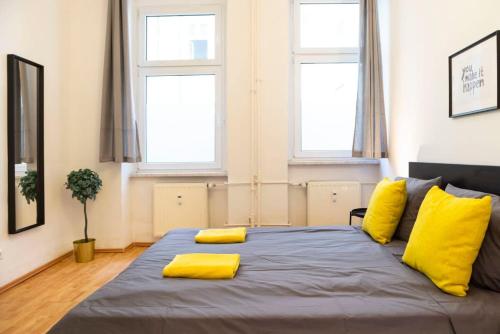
[
  {"left": 138, "top": 5, "right": 224, "bottom": 171},
  {"left": 292, "top": 0, "right": 360, "bottom": 159},
  {"left": 146, "top": 15, "right": 216, "bottom": 61}
]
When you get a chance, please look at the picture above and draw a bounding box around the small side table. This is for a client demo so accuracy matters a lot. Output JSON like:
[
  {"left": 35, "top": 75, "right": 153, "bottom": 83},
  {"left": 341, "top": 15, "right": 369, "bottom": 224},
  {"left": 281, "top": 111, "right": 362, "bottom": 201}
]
[{"left": 349, "top": 208, "right": 367, "bottom": 226}]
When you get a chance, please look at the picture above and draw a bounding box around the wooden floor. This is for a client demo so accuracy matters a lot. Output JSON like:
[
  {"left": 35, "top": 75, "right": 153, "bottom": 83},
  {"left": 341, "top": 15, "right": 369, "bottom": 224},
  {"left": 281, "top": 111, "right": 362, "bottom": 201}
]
[{"left": 0, "top": 246, "right": 146, "bottom": 334}]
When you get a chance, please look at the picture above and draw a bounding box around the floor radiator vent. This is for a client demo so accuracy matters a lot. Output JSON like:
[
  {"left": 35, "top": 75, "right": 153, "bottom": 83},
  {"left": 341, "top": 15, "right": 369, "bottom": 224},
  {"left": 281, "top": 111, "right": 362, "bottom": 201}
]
[
  {"left": 307, "top": 181, "right": 361, "bottom": 226},
  {"left": 153, "top": 183, "right": 208, "bottom": 237}
]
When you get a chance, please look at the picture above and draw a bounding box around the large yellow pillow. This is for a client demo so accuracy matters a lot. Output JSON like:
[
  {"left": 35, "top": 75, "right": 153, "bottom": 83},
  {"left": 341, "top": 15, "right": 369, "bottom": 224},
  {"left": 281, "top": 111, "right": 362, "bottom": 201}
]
[
  {"left": 403, "top": 186, "right": 491, "bottom": 297},
  {"left": 362, "top": 178, "right": 407, "bottom": 244}
]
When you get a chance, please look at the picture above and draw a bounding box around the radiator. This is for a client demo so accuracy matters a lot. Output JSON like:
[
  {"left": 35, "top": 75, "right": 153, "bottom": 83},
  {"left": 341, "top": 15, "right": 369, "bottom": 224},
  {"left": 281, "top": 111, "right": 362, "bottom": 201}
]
[
  {"left": 307, "top": 181, "right": 361, "bottom": 226},
  {"left": 153, "top": 183, "right": 208, "bottom": 237}
]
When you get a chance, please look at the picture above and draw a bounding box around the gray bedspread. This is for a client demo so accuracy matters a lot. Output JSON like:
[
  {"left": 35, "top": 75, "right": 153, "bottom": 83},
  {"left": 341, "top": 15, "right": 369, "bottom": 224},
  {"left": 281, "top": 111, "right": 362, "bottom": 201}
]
[{"left": 50, "top": 227, "right": 500, "bottom": 334}]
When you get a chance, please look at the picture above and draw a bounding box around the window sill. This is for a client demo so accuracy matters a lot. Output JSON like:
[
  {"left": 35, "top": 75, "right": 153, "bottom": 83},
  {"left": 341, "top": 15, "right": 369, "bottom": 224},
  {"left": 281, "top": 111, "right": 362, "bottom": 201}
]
[
  {"left": 131, "top": 169, "right": 228, "bottom": 178},
  {"left": 288, "top": 158, "right": 380, "bottom": 166}
]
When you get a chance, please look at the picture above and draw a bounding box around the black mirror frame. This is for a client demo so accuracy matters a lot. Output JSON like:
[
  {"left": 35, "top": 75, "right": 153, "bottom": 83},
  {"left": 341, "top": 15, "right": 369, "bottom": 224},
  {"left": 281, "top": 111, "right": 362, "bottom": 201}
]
[{"left": 7, "top": 54, "right": 45, "bottom": 234}]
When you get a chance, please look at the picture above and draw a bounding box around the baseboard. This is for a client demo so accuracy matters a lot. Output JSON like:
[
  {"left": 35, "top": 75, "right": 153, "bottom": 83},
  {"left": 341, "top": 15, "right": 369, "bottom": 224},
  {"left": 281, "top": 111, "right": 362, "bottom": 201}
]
[
  {"left": 132, "top": 242, "right": 154, "bottom": 247},
  {"left": 95, "top": 248, "right": 128, "bottom": 253},
  {"left": 0, "top": 251, "right": 72, "bottom": 295},
  {"left": 0, "top": 242, "right": 154, "bottom": 295},
  {"left": 95, "top": 242, "right": 154, "bottom": 253}
]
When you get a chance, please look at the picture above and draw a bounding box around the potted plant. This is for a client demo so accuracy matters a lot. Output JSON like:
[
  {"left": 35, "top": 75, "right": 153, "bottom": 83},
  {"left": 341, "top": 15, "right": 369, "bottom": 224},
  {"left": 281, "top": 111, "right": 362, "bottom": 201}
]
[
  {"left": 19, "top": 170, "right": 37, "bottom": 204},
  {"left": 65, "top": 169, "right": 103, "bottom": 263}
]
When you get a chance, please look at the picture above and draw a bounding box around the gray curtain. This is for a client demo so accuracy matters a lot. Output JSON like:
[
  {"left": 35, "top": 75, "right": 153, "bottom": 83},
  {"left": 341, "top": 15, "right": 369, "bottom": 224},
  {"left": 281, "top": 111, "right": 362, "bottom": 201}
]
[
  {"left": 100, "top": 0, "right": 141, "bottom": 162},
  {"left": 14, "top": 62, "right": 36, "bottom": 165},
  {"left": 352, "top": 0, "right": 388, "bottom": 158}
]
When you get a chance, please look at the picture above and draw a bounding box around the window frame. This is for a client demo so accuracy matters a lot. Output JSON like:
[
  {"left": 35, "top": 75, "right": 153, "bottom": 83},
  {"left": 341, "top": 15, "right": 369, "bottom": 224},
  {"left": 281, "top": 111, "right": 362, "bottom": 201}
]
[
  {"left": 138, "top": 5, "right": 223, "bottom": 67},
  {"left": 136, "top": 4, "right": 225, "bottom": 172},
  {"left": 291, "top": 0, "right": 360, "bottom": 160}
]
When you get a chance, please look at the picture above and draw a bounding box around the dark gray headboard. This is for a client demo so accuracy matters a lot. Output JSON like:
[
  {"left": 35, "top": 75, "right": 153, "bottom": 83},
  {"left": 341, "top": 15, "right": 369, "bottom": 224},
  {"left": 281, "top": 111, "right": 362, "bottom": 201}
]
[{"left": 409, "top": 162, "right": 500, "bottom": 196}]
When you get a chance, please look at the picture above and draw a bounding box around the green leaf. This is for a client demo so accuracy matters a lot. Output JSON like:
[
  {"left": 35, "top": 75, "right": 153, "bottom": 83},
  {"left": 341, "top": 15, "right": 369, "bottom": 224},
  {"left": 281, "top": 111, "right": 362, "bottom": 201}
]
[
  {"left": 65, "top": 169, "right": 103, "bottom": 206},
  {"left": 18, "top": 170, "right": 37, "bottom": 204}
]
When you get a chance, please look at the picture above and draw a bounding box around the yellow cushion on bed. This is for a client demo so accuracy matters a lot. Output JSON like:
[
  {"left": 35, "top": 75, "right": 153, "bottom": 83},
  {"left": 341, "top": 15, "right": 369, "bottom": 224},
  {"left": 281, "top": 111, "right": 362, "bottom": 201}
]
[
  {"left": 195, "top": 227, "right": 247, "bottom": 244},
  {"left": 163, "top": 253, "right": 241, "bottom": 279},
  {"left": 362, "top": 178, "right": 407, "bottom": 244},
  {"left": 403, "top": 186, "right": 491, "bottom": 297}
]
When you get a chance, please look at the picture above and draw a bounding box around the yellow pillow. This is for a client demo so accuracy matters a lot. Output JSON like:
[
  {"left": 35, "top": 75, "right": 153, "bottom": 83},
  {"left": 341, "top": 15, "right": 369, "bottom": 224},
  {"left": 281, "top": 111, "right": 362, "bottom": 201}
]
[
  {"left": 403, "top": 186, "right": 491, "bottom": 297},
  {"left": 362, "top": 178, "right": 407, "bottom": 244}
]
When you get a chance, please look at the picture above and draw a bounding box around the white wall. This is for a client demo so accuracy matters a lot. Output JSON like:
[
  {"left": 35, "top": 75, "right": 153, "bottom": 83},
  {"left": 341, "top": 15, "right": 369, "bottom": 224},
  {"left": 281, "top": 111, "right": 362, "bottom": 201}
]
[
  {"left": 1, "top": 0, "right": 382, "bottom": 284},
  {"left": 63, "top": 0, "right": 132, "bottom": 249},
  {"left": 0, "top": 0, "right": 130, "bottom": 287},
  {"left": 388, "top": 0, "right": 500, "bottom": 177},
  {"left": 129, "top": 0, "right": 381, "bottom": 241},
  {"left": 0, "top": 0, "right": 74, "bottom": 287},
  {"left": 12, "top": 0, "right": 496, "bottom": 287}
]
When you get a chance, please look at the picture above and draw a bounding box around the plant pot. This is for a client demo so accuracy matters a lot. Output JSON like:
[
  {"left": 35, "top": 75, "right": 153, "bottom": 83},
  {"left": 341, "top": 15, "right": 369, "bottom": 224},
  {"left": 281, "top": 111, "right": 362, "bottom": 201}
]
[{"left": 73, "top": 238, "right": 96, "bottom": 263}]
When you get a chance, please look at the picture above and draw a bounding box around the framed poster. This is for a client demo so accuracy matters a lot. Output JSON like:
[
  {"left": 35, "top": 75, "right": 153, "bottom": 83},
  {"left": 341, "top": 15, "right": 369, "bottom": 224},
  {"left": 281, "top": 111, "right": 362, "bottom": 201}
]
[{"left": 449, "top": 31, "right": 500, "bottom": 118}]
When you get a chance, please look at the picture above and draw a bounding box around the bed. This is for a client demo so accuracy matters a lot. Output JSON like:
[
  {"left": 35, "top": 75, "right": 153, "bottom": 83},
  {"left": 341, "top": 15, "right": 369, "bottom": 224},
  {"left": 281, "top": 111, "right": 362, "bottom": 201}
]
[{"left": 50, "top": 163, "right": 500, "bottom": 334}]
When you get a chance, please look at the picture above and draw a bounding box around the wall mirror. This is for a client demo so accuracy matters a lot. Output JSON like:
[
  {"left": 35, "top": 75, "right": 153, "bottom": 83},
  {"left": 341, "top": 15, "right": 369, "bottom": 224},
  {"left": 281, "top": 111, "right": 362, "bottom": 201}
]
[{"left": 7, "top": 54, "right": 44, "bottom": 234}]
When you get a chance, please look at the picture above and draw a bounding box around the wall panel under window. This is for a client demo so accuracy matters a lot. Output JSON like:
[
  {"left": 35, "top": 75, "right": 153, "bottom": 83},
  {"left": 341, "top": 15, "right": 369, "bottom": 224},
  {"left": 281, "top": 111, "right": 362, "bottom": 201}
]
[{"left": 129, "top": 0, "right": 384, "bottom": 240}]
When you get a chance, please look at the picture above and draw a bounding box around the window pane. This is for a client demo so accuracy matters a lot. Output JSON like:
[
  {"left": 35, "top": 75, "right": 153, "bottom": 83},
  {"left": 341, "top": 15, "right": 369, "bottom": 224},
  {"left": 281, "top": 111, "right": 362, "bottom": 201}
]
[
  {"left": 300, "top": 3, "right": 359, "bottom": 48},
  {"left": 146, "top": 75, "right": 216, "bottom": 163},
  {"left": 146, "top": 15, "right": 215, "bottom": 61},
  {"left": 300, "top": 63, "right": 358, "bottom": 151}
]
